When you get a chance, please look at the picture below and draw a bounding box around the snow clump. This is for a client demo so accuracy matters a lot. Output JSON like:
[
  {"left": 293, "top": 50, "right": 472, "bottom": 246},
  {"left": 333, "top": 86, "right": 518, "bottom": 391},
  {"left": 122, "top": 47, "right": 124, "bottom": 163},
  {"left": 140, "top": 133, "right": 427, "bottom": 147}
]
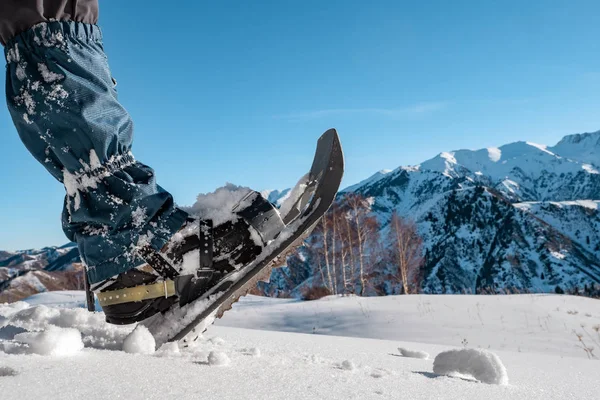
[
  {"left": 208, "top": 351, "right": 231, "bottom": 366},
  {"left": 433, "top": 348, "right": 508, "bottom": 385},
  {"left": 186, "top": 184, "right": 253, "bottom": 226},
  {"left": 399, "top": 347, "right": 429, "bottom": 359},
  {"left": 122, "top": 325, "right": 156, "bottom": 355}
]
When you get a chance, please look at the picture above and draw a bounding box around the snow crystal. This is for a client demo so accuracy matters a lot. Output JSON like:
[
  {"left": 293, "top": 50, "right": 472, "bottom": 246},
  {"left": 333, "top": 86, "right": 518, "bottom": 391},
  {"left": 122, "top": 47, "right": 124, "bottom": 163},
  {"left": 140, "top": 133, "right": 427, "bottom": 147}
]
[
  {"left": 6, "top": 44, "right": 20, "bottom": 63},
  {"left": 131, "top": 206, "right": 148, "bottom": 229},
  {"left": 32, "top": 22, "right": 66, "bottom": 49},
  {"left": 15, "top": 65, "right": 27, "bottom": 81},
  {"left": 13, "top": 327, "right": 84, "bottom": 356},
  {"left": 208, "top": 351, "right": 231, "bottom": 366},
  {"left": 186, "top": 184, "right": 252, "bottom": 226},
  {"left": 47, "top": 84, "right": 68, "bottom": 102},
  {"left": 16, "top": 90, "right": 36, "bottom": 115},
  {"left": 88, "top": 149, "right": 102, "bottom": 169},
  {"left": 37, "top": 63, "right": 64, "bottom": 83},
  {"left": 341, "top": 360, "right": 356, "bottom": 371},
  {"left": 433, "top": 348, "right": 508, "bottom": 385},
  {"left": 123, "top": 325, "right": 156, "bottom": 355},
  {"left": 63, "top": 152, "right": 135, "bottom": 211},
  {"left": 398, "top": 347, "right": 429, "bottom": 359}
]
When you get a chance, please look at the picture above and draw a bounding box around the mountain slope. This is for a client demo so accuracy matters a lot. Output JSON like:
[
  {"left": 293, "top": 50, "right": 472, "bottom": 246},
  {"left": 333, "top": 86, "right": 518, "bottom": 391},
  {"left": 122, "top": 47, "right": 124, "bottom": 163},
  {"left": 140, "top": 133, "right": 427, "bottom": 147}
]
[
  {"left": 262, "top": 130, "right": 600, "bottom": 296},
  {"left": 0, "top": 245, "right": 82, "bottom": 302}
]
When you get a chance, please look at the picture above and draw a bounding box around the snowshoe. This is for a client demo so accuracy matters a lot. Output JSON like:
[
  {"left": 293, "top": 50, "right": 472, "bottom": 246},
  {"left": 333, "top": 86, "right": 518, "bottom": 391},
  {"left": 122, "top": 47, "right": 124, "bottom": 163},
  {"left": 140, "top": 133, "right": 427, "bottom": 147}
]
[{"left": 92, "top": 129, "right": 344, "bottom": 346}]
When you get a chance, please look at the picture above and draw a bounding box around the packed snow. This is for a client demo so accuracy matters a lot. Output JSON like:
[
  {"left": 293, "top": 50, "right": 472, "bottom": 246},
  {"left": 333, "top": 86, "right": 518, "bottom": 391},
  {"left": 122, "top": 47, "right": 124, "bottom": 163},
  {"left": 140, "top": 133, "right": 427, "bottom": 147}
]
[{"left": 0, "top": 292, "right": 598, "bottom": 399}]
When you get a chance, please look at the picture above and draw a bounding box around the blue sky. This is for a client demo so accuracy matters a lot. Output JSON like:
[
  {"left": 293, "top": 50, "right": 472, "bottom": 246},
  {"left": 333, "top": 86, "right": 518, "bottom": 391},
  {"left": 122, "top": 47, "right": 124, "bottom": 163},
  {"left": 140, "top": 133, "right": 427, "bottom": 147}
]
[{"left": 2, "top": 0, "right": 600, "bottom": 250}]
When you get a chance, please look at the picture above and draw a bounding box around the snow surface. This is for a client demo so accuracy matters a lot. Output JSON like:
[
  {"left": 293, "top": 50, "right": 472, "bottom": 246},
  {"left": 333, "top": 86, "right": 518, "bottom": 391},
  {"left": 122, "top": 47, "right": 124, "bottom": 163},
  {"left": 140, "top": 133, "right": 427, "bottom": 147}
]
[
  {"left": 219, "top": 294, "right": 600, "bottom": 359},
  {"left": 0, "top": 292, "right": 599, "bottom": 399}
]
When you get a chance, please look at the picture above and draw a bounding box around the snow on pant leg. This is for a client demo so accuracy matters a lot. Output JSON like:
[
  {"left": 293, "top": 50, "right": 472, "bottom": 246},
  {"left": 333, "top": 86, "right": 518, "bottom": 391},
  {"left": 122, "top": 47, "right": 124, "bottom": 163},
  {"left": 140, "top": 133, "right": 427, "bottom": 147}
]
[{"left": 4, "top": 21, "right": 188, "bottom": 284}]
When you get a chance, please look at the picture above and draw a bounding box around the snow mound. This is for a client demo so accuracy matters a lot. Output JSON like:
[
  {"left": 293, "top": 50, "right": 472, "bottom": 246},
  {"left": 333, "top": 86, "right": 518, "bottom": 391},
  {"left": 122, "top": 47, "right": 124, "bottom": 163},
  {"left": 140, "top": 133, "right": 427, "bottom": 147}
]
[
  {"left": 14, "top": 327, "right": 83, "bottom": 356},
  {"left": 123, "top": 325, "right": 156, "bottom": 355},
  {"left": 433, "top": 348, "right": 508, "bottom": 385},
  {"left": 1, "top": 303, "right": 133, "bottom": 350},
  {"left": 0, "top": 302, "right": 30, "bottom": 319},
  {"left": 208, "top": 351, "right": 230, "bottom": 366},
  {"left": 399, "top": 347, "right": 429, "bottom": 359}
]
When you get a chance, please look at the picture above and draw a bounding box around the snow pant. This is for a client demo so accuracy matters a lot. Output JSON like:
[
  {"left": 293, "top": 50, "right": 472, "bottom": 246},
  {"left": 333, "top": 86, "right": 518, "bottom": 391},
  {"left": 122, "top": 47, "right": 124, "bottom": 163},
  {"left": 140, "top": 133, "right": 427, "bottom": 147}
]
[{"left": 3, "top": 16, "right": 188, "bottom": 283}]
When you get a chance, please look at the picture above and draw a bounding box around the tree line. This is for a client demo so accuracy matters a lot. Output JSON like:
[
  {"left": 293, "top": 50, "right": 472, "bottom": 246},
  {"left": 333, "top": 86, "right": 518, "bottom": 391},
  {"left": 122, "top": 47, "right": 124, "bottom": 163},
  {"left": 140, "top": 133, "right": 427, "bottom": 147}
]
[{"left": 300, "top": 193, "right": 424, "bottom": 298}]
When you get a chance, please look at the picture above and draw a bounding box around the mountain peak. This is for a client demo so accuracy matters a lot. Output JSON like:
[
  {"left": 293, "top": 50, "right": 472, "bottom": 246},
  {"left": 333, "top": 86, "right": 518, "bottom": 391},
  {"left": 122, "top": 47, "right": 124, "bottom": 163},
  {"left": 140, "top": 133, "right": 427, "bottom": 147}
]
[{"left": 549, "top": 130, "right": 600, "bottom": 167}]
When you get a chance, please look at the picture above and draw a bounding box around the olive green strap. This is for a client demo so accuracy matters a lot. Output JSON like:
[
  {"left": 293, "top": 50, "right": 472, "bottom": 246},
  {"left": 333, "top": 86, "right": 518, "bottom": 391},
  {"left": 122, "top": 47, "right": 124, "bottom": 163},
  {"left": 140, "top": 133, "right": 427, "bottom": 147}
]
[{"left": 97, "top": 280, "right": 176, "bottom": 307}]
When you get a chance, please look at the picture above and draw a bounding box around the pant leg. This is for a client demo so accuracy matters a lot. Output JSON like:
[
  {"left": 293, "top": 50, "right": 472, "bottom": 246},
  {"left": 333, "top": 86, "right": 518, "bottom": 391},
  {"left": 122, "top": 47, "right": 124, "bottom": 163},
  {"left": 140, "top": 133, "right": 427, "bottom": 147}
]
[
  {"left": 4, "top": 21, "right": 188, "bottom": 284},
  {"left": 0, "top": 0, "right": 99, "bottom": 45}
]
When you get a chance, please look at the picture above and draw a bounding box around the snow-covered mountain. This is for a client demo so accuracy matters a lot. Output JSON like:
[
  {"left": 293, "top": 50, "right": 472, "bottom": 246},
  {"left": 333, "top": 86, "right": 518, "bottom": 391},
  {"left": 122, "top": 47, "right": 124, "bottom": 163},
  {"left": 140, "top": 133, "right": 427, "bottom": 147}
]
[
  {"left": 0, "top": 245, "right": 82, "bottom": 302},
  {"left": 264, "top": 130, "right": 600, "bottom": 295}
]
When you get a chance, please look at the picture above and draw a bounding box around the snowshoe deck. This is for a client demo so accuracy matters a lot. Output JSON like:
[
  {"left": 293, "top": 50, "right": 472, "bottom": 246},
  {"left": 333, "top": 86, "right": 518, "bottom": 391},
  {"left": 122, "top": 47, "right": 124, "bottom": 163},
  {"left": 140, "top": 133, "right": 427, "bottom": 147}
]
[{"left": 142, "top": 129, "right": 344, "bottom": 346}]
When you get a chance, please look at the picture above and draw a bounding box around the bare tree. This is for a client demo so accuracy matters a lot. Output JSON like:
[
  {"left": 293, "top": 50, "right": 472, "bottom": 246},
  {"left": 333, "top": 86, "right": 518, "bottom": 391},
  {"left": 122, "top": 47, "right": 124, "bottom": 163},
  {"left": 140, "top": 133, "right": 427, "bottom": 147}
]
[
  {"left": 320, "top": 215, "right": 333, "bottom": 292},
  {"left": 387, "top": 211, "right": 423, "bottom": 294},
  {"left": 345, "top": 194, "right": 380, "bottom": 296}
]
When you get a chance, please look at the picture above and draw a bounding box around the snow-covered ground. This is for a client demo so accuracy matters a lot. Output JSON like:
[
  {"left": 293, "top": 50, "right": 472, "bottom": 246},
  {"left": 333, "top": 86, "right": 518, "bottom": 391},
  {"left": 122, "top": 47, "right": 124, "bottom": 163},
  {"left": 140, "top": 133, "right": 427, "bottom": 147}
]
[{"left": 1, "top": 292, "right": 599, "bottom": 399}]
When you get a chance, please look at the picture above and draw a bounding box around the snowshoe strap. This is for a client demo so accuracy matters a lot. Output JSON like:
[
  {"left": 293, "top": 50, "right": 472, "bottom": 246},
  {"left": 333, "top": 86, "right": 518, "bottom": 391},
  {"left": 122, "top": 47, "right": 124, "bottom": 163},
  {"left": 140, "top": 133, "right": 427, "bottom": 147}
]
[
  {"left": 234, "top": 191, "right": 285, "bottom": 243},
  {"left": 138, "top": 244, "right": 179, "bottom": 279},
  {"left": 174, "top": 274, "right": 212, "bottom": 306},
  {"left": 97, "top": 280, "right": 177, "bottom": 307},
  {"left": 199, "top": 219, "right": 214, "bottom": 270}
]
